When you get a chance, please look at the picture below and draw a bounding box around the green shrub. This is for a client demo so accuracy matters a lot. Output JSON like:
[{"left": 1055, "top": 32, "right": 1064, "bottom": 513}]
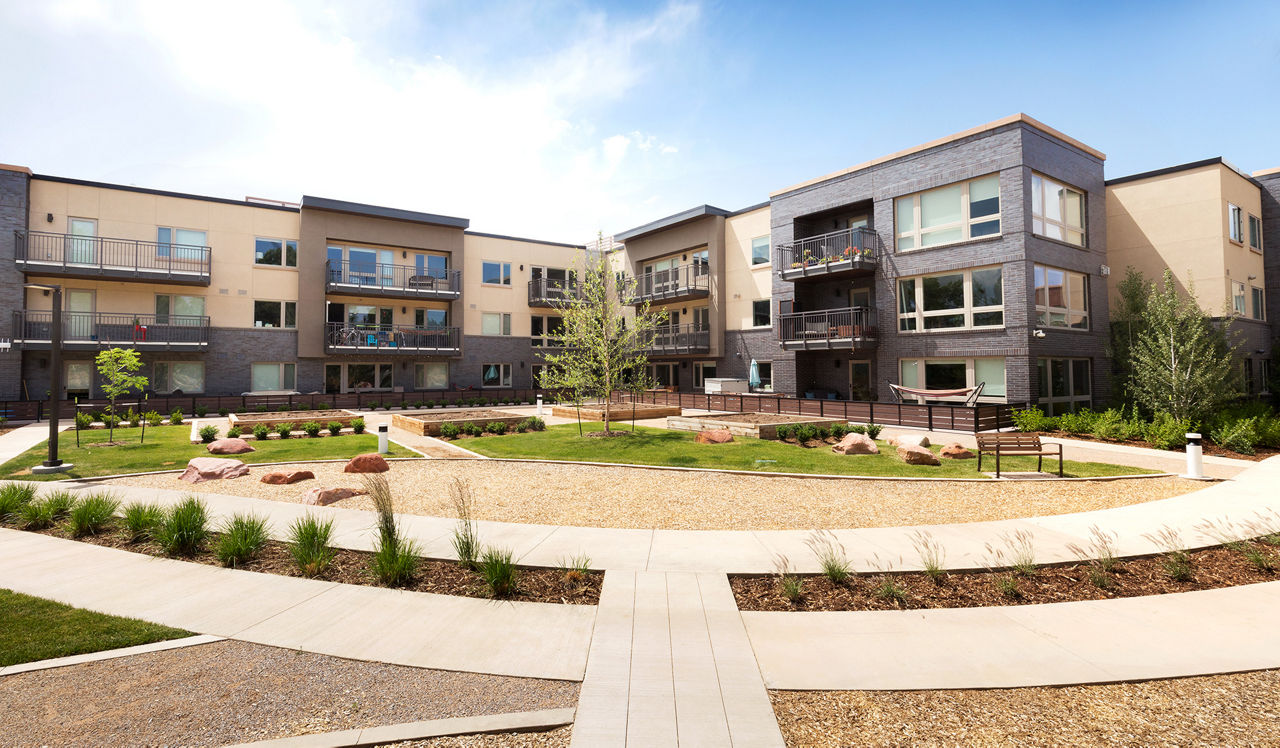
[
  {"left": 865, "top": 423, "right": 883, "bottom": 439},
  {"left": 101, "top": 414, "right": 120, "bottom": 429},
  {"left": 124, "top": 407, "right": 138, "bottom": 425},
  {"left": 847, "top": 424, "right": 866, "bottom": 435},
  {"left": 1011, "top": 406, "right": 1054, "bottom": 433},
  {"left": 1092, "top": 407, "right": 1142, "bottom": 442},
  {"left": 815, "top": 426, "right": 831, "bottom": 440},
  {"left": 68, "top": 493, "right": 121, "bottom": 537},
  {"left": 144, "top": 411, "right": 163, "bottom": 427},
  {"left": 350, "top": 417, "right": 366, "bottom": 435},
  {"left": 168, "top": 409, "right": 184, "bottom": 426},
  {"left": 1056, "top": 408, "right": 1098, "bottom": 435},
  {"left": 528, "top": 417, "right": 546, "bottom": 431},
  {"left": 463, "top": 422, "right": 484, "bottom": 437},
  {"left": 74, "top": 411, "right": 93, "bottom": 430},
  {"left": 252, "top": 424, "right": 271, "bottom": 441},
  {"left": 1258, "top": 417, "right": 1280, "bottom": 449},
  {"left": 0, "top": 483, "right": 37, "bottom": 522},
  {"left": 774, "top": 424, "right": 794, "bottom": 441},
  {"left": 198, "top": 425, "right": 219, "bottom": 443},
  {"left": 514, "top": 419, "right": 530, "bottom": 433},
  {"left": 1211, "top": 416, "right": 1260, "bottom": 455},
  {"left": 1144, "top": 412, "right": 1191, "bottom": 450},
  {"left": 154, "top": 497, "right": 210, "bottom": 556},
  {"left": 486, "top": 421, "right": 508, "bottom": 435},
  {"left": 275, "top": 422, "right": 293, "bottom": 440},
  {"left": 479, "top": 547, "right": 519, "bottom": 597},
  {"left": 19, "top": 499, "right": 58, "bottom": 530},
  {"left": 794, "top": 424, "right": 818, "bottom": 443},
  {"left": 218, "top": 408, "right": 229, "bottom": 417},
  {"left": 288, "top": 514, "right": 335, "bottom": 577},
  {"left": 439, "top": 422, "right": 461, "bottom": 439},
  {"left": 449, "top": 478, "right": 480, "bottom": 569},
  {"left": 226, "top": 426, "right": 242, "bottom": 439},
  {"left": 194, "top": 405, "right": 208, "bottom": 418},
  {"left": 43, "top": 491, "right": 75, "bottom": 519},
  {"left": 367, "top": 475, "right": 419, "bottom": 586},
  {"left": 327, "top": 421, "right": 343, "bottom": 437},
  {"left": 302, "top": 421, "right": 323, "bottom": 438},
  {"left": 216, "top": 514, "right": 270, "bottom": 567},
  {"left": 317, "top": 402, "right": 331, "bottom": 410},
  {"left": 830, "top": 423, "right": 849, "bottom": 439},
  {"left": 255, "top": 405, "right": 268, "bottom": 413},
  {"left": 122, "top": 502, "right": 165, "bottom": 542}
]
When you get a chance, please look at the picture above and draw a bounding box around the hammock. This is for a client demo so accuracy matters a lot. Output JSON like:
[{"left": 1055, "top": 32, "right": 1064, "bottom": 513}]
[{"left": 888, "top": 381, "right": 985, "bottom": 406}]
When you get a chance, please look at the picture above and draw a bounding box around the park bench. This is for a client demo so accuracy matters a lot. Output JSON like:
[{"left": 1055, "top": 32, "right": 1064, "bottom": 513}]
[{"left": 975, "top": 433, "right": 1063, "bottom": 478}]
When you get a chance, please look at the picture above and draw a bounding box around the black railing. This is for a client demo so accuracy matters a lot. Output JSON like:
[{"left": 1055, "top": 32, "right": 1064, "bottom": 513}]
[
  {"left": 646, "top": 324, "right": 711, "bottom": 355},
  {"left": 623, "top": 264, "right": 710, "bottom": 304},
  {"left": 528, "top": 277, "right": 580, "bottom": 305},
  {"left": 325, "top": 259, "right": 460, "bottom": 296},
  {"left": 778, "top": 307, "right": 877, "bottom": 348},
  {"left": 11, "top": 311, "right": 211, "bottom": 347},
  {"left": 325, "top": 323, "right": 460, "bottom": 353},
  {"left": 15, "top": 230, "right": 212, "bottom": 280},
  {"left": 778, "top": 227, "right": 877, "bottom": 277}
]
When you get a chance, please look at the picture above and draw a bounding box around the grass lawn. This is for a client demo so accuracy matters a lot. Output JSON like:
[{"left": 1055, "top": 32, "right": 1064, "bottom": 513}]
[
  {"left": 0, "top": 425, "right": 416, "bottom": 481},
  {"left": 0, "top": 588, "right": 191, "bottom": 667},
  {"left": 462, "top": 424, "right": 1155, "bottom": 478}
]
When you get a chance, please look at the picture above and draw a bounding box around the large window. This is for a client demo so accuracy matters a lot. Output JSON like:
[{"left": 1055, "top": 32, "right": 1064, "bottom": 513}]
[
  {"left": 482, "top": 261, "right": 512, "bottom": 285},
  {"left": 531, "top": 314, "right": 563, "bottom": 346},
  {"left": 752, "top": 300, "right": 771, "bottom": 328},
  {"left": 895, "top": 175, "right": 1000, "bottom": 251},
  {"left": 692, "top": 248, "right": 710, "bottom": 276},
  {"left": 897, "top": 266, "right": 1003, "bottom": 332},
  {"left": 1031, "top": 174, "right": 1086, "bottom": 246},
  {"left": 1252, "top": 287, "right": 1266, "bottom": 321},
  {"left": 482, "top": 312, "right": 512, "bottom": 335},
  {"left": 751, "top": 236, "right": 770, "bottom": 266},
  {"left": 1233, "top": 282, "right": 1247, "bottom": 315},
  {"left": 1033, "top": 265, "right": 1089, "bottom": 329},
  {"left": 1229, "top": 204, "right": 1243, "bottom": 243},
  {"left": 251, "top": 363, "right": 296, "bottom": 392},
  {"left": 1249, "top": 215, "right": 1262, "bottom": 251},
  {"left": 694, "top": 361, "right": 717, "bottom": 389},
  {"left": 1038, "top": 358, "right": 1091, "bottom": 415},
  {"left": 154, "top": 294, "right": 205, "bottom": 324},
  {"left": 254, "top": 300, "right": 296, "bottom": 328},
  {"left": 899, "top": 357, "right": 1006, "bottom": 399},
  {"left": 755, "top": 361, "right": 773, "bottom": 392},
  {"left": 415, "top": 362, "right": 448, "bottom": 390},
  {"left": 255, "top": 238, "right": 298, "bottom": 267},
  {"left": 66, "top": 362, "right": 92, "bottom": 398},
  {"left": 153, "top": 361, "right": 204, "bottom": 394},
  {"left": 414, "top": 308, "right": 448, "bottom": 328},
  {"left": 482, "top": 363, "right": 512, "bottom": 388},
  {"left": 157, "top": 228, "right": 207, "bottom": 261}
]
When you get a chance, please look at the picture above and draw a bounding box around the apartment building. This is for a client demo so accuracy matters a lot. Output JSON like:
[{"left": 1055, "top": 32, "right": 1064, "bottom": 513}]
[{"left": 1106, "top": 158, "right": 1272, "bottom": 394}]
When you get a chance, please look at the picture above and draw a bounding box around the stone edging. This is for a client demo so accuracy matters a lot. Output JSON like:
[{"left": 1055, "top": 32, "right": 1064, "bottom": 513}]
[
  {"left": 223, "top": 707, "right": 576, "bottom": 748},
  {"left": 0, "top": 634, "right": 224, "bottom": 677}
]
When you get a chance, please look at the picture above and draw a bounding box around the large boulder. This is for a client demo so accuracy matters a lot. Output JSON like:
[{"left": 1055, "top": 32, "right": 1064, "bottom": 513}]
[
  {"left": 344, "top": 453, "right": 390, "bottom": 473},
  {"left": 832, "top": 433, "right": 879, "bottom": 455},
  {"left": 302, "top": 486, "right": 367, "bottom": 506},
  {"left": 897, "top": 444, "right": 940, "bottom": 466},
  {"left": 887, "top": 432, "right": 930, "bottom": 448},
  {"left": 207, "top": 438, "right": 255, "bottom": 455},
  {"left": 939, "top": 443, "right": 975, "bottom": 459},
  {"left": 261, "top": 469, "right": 315, "bottom": 485},
  {"left": 695, "top": 429, "right": 734, "bottom": 444},
  {"left": 179, "top": 457, "right": 249, "bottom": 483}
]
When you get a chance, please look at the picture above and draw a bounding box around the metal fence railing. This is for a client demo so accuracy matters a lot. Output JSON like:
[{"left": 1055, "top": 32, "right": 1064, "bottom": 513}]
[{"left": 15, "top": 229, "right": 211, "bottom": 280}]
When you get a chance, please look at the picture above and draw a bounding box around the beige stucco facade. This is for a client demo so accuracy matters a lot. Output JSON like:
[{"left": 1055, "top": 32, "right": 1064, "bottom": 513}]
[
  {"left": 723, "top": 205, "right": 771, "bottom": 331},
  {"left": 459, "top": 233, "right": 586, "bottom": 336}
]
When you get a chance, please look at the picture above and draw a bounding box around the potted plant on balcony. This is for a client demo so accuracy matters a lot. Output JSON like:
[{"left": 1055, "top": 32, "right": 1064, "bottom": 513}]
[{"left": 132, "top": 316, "right": 147, "bottom": 342}]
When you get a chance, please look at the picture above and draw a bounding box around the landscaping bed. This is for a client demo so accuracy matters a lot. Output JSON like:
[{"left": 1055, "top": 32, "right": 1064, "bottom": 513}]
[
  {"left": 667, "top": 412, "right": 846, "bottom": 439},
  {"left": 551, "top": 402, "right": 682, "bottom": 421},
  {"left": 229, "top": 410, "right": 361, "bottom": 429},
  {"left": 393, "top": 409, "right": 527, "bottom": 436}
]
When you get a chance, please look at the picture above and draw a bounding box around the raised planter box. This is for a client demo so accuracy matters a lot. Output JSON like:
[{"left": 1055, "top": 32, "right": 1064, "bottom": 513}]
[
  {"left": 392, "top": 409, "right": 527, "bottom": 436},
  {"left": 229, "top": 410, "right": 363, "bottom": 429},
  {"left": 666, "top": 412, "right": 846, "bottom": 440},
  {"left": 551, "top": 403, "right": 682, "bottom": 421}
]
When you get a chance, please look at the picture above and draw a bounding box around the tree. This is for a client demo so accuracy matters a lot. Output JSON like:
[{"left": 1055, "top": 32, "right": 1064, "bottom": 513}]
[
  {"left": 1108, "top": 266, "right": 1150, "bottom": 404},
  {"left": 538, "top": 236, "right": 666, "bottom": 434},
  {"left": 1127, "top": 269, "right": 1240, "bottom": 424},
  {"left": 95, "top": 347, "right": 148, "bottom": 443}
]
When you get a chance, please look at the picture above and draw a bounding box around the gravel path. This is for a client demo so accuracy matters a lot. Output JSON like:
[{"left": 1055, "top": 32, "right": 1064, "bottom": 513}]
[
  {"left": 771, "top": 670, "right": 1280, "bottom": 747},
  {"left": 0, "top": 640, "right": 579, "bottom": 748},
  {"left": 391, "top": 727, "right": 572, "bottom": 746},
  {"left": 100, "top": 461, "right": 1202, "bottom": 530}
]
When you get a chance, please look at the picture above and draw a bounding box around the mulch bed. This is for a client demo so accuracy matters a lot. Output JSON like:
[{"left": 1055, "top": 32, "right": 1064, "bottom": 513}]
[
  {"left": 1030, "top": 431, "right": 1279, "bottom": 461},
  {"left": 22, "top": 525, "right": 601, "bottom": 606},
  {"left": 732, "top": 541, "right": 1280, "bottom": 612},
  {"left": 400, "top": 409, "right": 521, "bottom": 423}
]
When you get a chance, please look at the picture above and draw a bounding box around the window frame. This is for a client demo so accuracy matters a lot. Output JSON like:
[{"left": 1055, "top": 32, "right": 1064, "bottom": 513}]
[
  {"left": 157, "top": 227, "right": 208, "bottom": 260},
  {"left": 1232, "top": 281, "right": 1247, "bottom": 316},
  {"left": 1033, "top": 265, "right": 1091, "bottom": 331},
  {"left": 1228, "top": 204, "right": 1244, "bottom": 244},
  {"left": 152, "top": 360, "right": 206, "bottom": 394},
  {"left": 251, "top": 362, "right": 297, "bottom": 392},
  {"left": 751, "top": 299, "right": 771, "bottom": 328},
  {"left": 481, "top": 260, "right": 512, "bottom": 286},
  {"left": 530, "top": 313, "right": 562, "bottom": 347},
  {"left": 414, "top": 361, "right": 449, "bottom": 390},
  {"left": 898, "top": 357, "right": 1007, "bottom": 401},
  {"left": 154, "top": 293, "right": 206, "bottom": 324},
  {"left": 481, "top": 362, "right": 513, "bottom": 388},
  {"left": 253, "top": 300, "right": 297, "bottom": 329},
  {"left": 1248, "top": 214, "right": 1262, "bottom": 252},
  {"left": 481, "top": 312, "right": 512, "bottom": 336},
  {"left": 896, "top": 266, "right": 1004, "bottom": 332},
  {"left": 1251, "top": 286, "right": 1266, "bottom": 321},
  {"left": 254, "top": 237, "right": 298, "bottom": 268},
  {"left": 1037, "top": 357, "right": 1092, "bottom": 415},
  {"left": 755, "top": 361, "right": 773, "bottom": 392},
  {"left": 750, "top": 236, "right": 771, "bottom": 266},
  {"left": 693, "top": 361, "right": 717, "bottom": 389},
  {"left": 894, "top": 174, "right": 1001, "bottom": 252},
  {"left": 1031, "top": 173, "right": 1087, "bottom": 247}
]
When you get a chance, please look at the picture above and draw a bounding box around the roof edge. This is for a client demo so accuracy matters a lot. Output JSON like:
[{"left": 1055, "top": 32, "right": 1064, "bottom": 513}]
[
  {"left": 1253, "top": 165, "right": 1280, "bottom": 178},
  {"left": 0, "top": 163, "right": 32, "bottom": 175},
  {"left": 301, "top": 195, "right": 469, "bottom": 229},
  {"left": 464, "top": 230, "right": 586, "bottom": 249},
  {"left": 615, "top": 204, "right": 731, "bottom": 242},
  {"left": 30, "top": 174, "right": 300, "bottom": 212},
  {"left": 1106, "top": 157, "right": 1260, "bottom": 188}
]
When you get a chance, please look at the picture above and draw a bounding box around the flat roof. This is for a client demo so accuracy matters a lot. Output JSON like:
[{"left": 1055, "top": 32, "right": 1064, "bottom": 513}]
[
  {"left": 615, "top": 204, "right": 731, "bottom": 242},
  {"left": 464, "top": 230, "right": 585, "bottom": 249},
  {"left": 301, "top": 195, "right": 469, "bottom": 228},
  {"left": 1106, "top": 156, "right": 1260, "bottom": 187},
  {"left": 0, "top": 163, "right": 32, "bottom": 175},
  {"left": 31, "top": 174, "right": 301, "bottom": 212},
  {"left": 771, "top": 113, "right": 1106, "bottom": 198},
  {"left": 1253, "top": 165, "right": 1280, "bottom": 178}
]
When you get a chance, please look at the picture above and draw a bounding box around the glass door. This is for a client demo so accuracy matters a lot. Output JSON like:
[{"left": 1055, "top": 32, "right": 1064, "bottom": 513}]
[
  {"left": 324, "top": 364, "right": 342, "bottom": 394},
  {"left": 348, "top": 248, "right": 377, "bottom": 286},
  {"left": 68, "top": 219, "right": 96, "bottom": 265},
  {"left": 850, "top": 360, "right": 872, "bottom": 401},
  {"left": 65, "top": 289, "right": 95, "bottom": 341}
]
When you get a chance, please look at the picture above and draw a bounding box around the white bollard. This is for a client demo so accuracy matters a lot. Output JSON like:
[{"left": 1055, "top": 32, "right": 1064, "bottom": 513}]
[
  {"left": 536, "top": 394, "right": 544, "bottom": 417},
  {"left": 377, "top": 423, "right": 389, "bottom": 455},
  {"left": 1182, "top": 432, "right": 1204, "bottom": 480}
]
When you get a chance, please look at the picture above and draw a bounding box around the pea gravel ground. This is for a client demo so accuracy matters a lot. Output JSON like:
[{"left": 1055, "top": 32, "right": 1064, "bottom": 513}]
[
  {"left": 102, "top": 461, "right": 1203, "bottom": 530},
  {"left": 771, "top": 670, "right": 1280, "bottom": 747},
  {"left": 0, "top": 639, "right": 578, "bottom": 748}
]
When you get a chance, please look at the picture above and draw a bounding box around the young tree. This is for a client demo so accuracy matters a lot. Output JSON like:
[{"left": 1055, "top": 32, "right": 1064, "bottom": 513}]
[
  {"left": 1108, "top": 266, "right": 1150, "bottom": 404},
  {"left": 1127, "top": 269, "right": 1240, "bottom": 424},
  {"left": 95, "top": 347, "right": 148, "bottom": 443},
  {"left": 538, "top": 236, "right": 666, "bottom": 434}
]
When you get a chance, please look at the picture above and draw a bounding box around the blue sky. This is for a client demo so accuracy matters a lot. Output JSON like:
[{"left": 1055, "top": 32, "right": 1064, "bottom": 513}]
[{"left": 2, "top": 1, "right": 1277, "bottom": 241}]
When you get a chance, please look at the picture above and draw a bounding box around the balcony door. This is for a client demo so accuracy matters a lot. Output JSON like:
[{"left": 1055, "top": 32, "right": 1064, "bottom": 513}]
[
  {"left": 68, "top": 219, "right": 96, "bottom": 265},
  {"left": 850, "top": 360, "right": 872, "bottom": 401},
  {"left": 65, "top": 289, "right": 95, "bottom": 341},
  {"left": 644, "top": 257, "right": 677, "bottom": 296},
  {"left": 414, "top": 253, "right": 448, "bottom": 280}
]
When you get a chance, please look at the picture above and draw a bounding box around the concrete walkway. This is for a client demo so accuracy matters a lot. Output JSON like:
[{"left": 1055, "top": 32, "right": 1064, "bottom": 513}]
[{"left": 0, "top": 421, "right": 69, "bottom": 465}]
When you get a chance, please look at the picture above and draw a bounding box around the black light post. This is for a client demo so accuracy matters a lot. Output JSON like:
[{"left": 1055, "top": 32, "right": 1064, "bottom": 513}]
[{"left": 26, "top": 283, "right": 71, "bottom": 473}]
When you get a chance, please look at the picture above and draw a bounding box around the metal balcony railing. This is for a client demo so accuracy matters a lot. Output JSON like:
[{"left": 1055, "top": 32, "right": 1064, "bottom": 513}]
[
  {"left": 528, "top": 277, "right": 580, "bottom": 306},
  {"left": 778, "top": 307, "right": 878, "bottom": 349},
  {"left": 12, "top": 311, "right": 211, "bottom": 348},
  {"left": 15, "top": 230, "right": 212, "bottom": 282},
  {"left": 325, "top": 259, "right": 461, "bottom": 297},
  {"left": 645, "top": 324, "right": 711, "bottom": 355},
  {"left": 623, "top": 264, "right": 710, "bottom": 304},
  {"left": 777, "top": 227, "right": 877, "bottom": 278},
  {"left": 324, "top": 323, "right": 461, "bottom": 353}
]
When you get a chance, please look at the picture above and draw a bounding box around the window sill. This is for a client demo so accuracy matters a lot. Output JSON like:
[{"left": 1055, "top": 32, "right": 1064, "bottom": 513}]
[
  {"left": 1229, "top": 239, "right": 1245, "bottom": 247},
  {"left": 893, "top": 233, "right": 1003, "bottom": 257},
  {"left": 896, "top": 325, "right": 1006, "bottom": 335},
  {"left": 1249, "top": 247, "right": 1263, "bottom": 255},
  {"left": 253, "top": 264, "right": 299, "bottom": 272},
  {"left": 1030, "top": 234, "right": 1089, "bottom": 252},
  {"left": 480, "top": 283, "right": 513, "bottom": 288},
  {"left": 1035, "top": 325, "right": 1093, "bottom": 333}
]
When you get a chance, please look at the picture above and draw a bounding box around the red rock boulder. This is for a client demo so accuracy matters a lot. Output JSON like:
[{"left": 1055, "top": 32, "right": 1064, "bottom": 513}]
[
  {"left": 832, "top": 433, "right": 879, "bottom": 455},
  {"left": 897, "top": 444, "right": 940, "bottom": 466},
  {"left": 695, "top": 429, "right": 734, "bottom": 444},
  {"left": 343, "top": 453, "right": 390, "bottom": 473},
  {"left": 179, "top": 457, "right": 249, "bottom": 483},
  {"left": 939, "top": 443, "right": 975, "bottom": 459},
  {"left": 302, "top": 486, "right": 368, "bottom": 506},
  {"left": 207, "top": 438, "right": 255, "bottom": 455},
  {"left": 260, "top": 469, "right": 316, "bottom": 485}
]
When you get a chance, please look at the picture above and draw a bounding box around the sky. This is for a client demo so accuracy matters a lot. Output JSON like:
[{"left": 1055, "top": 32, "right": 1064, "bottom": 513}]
[{"left": 2, "top": 0, "right": 1278, "bottom": 243}]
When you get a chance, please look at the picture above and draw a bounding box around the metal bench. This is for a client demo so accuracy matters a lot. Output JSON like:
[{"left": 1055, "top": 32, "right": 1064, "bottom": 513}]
[{"left": 975, "top": 433, "right": 1063, "bottom": 478}]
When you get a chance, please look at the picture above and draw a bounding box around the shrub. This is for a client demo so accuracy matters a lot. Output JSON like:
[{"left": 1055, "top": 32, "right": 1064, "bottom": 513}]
[
  {"left": 486, "top": 421, "right": 508, "bottom": 435},
  {"left": 774, "top": 555, "right": 804, "bottom": 603},
  {"left": 145, "top": 411, "right": 164, "bottom": 427},
  {"left": 463, "top": 422, "right": 484, "bottom": 437},
  {"left": 847, "top": 424, "right": 866, "bottom": 435},
  {"left": 19, "top": 499, "right": 58, "bottom": 530},
  {"left": 122, "top": 502, "right": 165, "bottom": 542},
  {"left": 995, "top": 575, "right": 1021, "bottom": 599},
  {"left": 1092, "top": 407, "right": 1142, "bottom": 442},
  {"left": 255, "top": 405, "right": 268, "bottom": 413},
  {"left": 1257, "top": 417, "right": 1280, "bottom": 449},
  {"left": 154, "top": 497, "right": 210, "bottom": 556},
  {"left": 873, "top": 576, "right": 907, "bottom": 604},
  {"left": 439, "top": 422, "right": 461, "bottom": 439},
  {"left": 830, "top": 423, "right": 849, "bottom": 439},
  {"left": 288, "top": 514, "right": 335, "bottom": 577},
  {"left": 1210, "top": 416, "right": 1260, "bottom": 455},
  {"left": 317, "top": 401, "right": 331, "bottom": 410},
  {"left": 252, "top": 424, "right": 271, "bottom": 441},
  {"left": 194, "top": 405, "right": 208, "bottom": 418},
  {"left": 514, "top": 419, "right": 530, "bottom": 433},
  {"left": 794, "top": 424, "right": 818, "bottom": 443},
  {"left": 815, "top": 426, "right": 831, "bottom": 440},
  {"left": 275, "top": 422, "right": 293, "bottom": 440},
  {"left": 528, "top": 417, "right": 546, "bottom": 432},
  {"left": 218, "top": 408, "right": 229, "bottom": 417},
  {"left": 1144, "top": 412, "right": 1191, "bottom": 450},
  {"left": 198, "top": 425, "right": 219, "bottom": 443},
  {"left": 74, "top": 411, "right": 93, "bottom": 430},
  {"left": 169, "top": 409, "right": 184, "bottom": 426},
  {"left": 479, "top": 547, "right": 519, "bottom": 597},
  {"left": 0, "top": 483, "right": 37, "bottom": 522},
  {"left": 124, "top": 407, "right": 138, "bottom": 425},
  {"left": 216, "top": 514, "right": 270, "bottom": 567},
  {"left": 366, "top": 474, "right": 419, "bottom": 586},
  {"left": 226, "top": 426, "right": 243, "bottom": 439},
  {"left": 350, "top": 417, "right": 366, "bottom": 435},
  {"left": 774, "top": 424, "right": 794, "bottom": 441},
  {"left": 302, "top": 421, "right": 323, "bottom": 438},
  {"left": 101, "top": 414, "right": 120, "bottom": 429},
  {"left": 68, "top": 493, "right": 121, "bottom": 537},
  {"left": 864, "top": 423, "right": 883, "bottom": 439},
  {"left": 327, "top": 421, "right": 343, "bottom": 437},
  {"left": 43, "top": 491, "right": 75, "bottom": 519},
  {"left": 1056, "top": 408, "right": 1098, "bottom": 435},
  {"left": 1010, "top": 406, "right": 1054, "bottom": 433}
]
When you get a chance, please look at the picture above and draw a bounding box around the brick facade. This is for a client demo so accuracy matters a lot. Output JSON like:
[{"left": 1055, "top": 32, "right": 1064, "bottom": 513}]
[{"left": 0, "top": 169, "right": 28, "bottom": 400}]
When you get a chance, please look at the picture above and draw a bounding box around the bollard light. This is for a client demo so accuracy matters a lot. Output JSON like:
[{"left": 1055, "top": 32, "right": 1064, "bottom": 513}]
[
  {"left": 536, "top": 394, "right": 544, "bottom": 416},
  {"left": 377, "top": 423, "right": 389, "bottom": 455},
  {"left": 1183, "top": 432, "right": 1204, "bottom": 480}
]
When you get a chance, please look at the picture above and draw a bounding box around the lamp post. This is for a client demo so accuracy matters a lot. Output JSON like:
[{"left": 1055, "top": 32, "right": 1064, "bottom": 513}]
[{"left": 25, "top": 283, "right": 72, "bottom": 473}]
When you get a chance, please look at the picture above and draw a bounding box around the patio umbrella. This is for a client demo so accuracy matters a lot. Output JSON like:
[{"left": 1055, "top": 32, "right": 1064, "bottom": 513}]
[{"left": 748, "top": 358, "right": 760, "bottom": 391}]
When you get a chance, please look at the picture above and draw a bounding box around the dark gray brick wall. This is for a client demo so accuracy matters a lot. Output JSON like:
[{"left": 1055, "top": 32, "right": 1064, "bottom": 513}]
[
  {"left": 0, "top": 170, "right": 28, "bottom": 400},
  {"left": 1257, "top": 173, "right": 1280, "bottom": 345},
  {"left": 459, "top": 334, "right": 536, "bottom": 389}
]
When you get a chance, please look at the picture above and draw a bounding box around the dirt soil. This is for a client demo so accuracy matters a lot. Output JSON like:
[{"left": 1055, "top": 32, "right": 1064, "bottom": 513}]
[
  {"left": 233, "top": 410, "right": 356, "bottom": 422},
  {"left": 23, "top": 525, "right": 602, "bottom": 606},
  {"left": 693, "top": 413, "right": 837, "bottom": 425},
  {"left": 732, "top": 540, "right": 1280, "bottom": 611},
  {"left": 401, "top": 409, "right": 524, "bottom": 422}
]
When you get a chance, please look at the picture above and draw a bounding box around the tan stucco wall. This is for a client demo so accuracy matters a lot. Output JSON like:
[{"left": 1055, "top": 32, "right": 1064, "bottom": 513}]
[
  {"left": 459, "top": 234, "right": 587, "bottom": 336},
  {"left": 723, "top": 206, "right": 772, "bottom": 331}
]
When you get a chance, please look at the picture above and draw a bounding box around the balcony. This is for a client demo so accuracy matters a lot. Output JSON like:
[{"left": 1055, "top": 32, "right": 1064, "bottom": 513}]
[
  {"left": 777, "top": 227, "right": 877, "bottom": 281},
  {"left": 623, "top": 264, "right": 710, "bottom": 305},
  {"left": 11, "top": 311, "right": 211, "bottom": 351},
  {"left": 325, "top": 323, "right": 461, "bottom": 355},
  {"left": 528, "top": 277, "right": 580, "bottom": 307},
  {"left": 15, "top": 230, "right": 211, "bottom": 285},
  {"left": 325, "top": 260, "right": 461, "bottom": 301},
  {"left": 779, "top": 307, "right": 878, "bottom": 350},
  {"left": 646, "top": 324, "right": 711, "bottom": 356}
]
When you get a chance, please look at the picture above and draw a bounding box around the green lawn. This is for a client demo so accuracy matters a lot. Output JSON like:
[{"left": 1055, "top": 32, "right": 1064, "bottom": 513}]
[
  {"left": 1, "top": 425, "right": 416, "bottom": 481},
  {"left": 462, "top": 424, "right": 1154, "bottom": 478},
  {"left": 0, "top": 588, "right": 191, "bottom": 667}
]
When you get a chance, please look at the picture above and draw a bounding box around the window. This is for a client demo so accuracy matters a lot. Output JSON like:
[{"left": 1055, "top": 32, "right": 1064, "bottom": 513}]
[
  {"left": 414, "top": 362, "right": 448, "bottom": 390},
  {"left": 692, "top": 306, "right": 710, "bottom": 330},
  {"left": 1261, "top": 359, "right": 1273, "bottom": 395},
  {"left": 1033, "top": 265, "right": 1089, "bottom": 329},
  {"left": 1038, "top": 358, "right": 1091, "bottom": 415},
  {"left": 895, "top": 175, "right": 1000, "bottom": 251},
  {"left": 897, "top": 266, "right": 1003, "bottom": 332},
  {"left": 157, "top": 228, "right": 207, "bottom": 260},
  {"left": 752, "top": 300, "right": 771, "bottom": 328},
  {"left": 531, "top": 315, "right": 563, "bottom": 346},
  {"left": 1249, "top": 215, "right": 1262, "bottom": 251},
  {"left": 1252, "top": 287, "right": 1266, "bottom": 321},
  {"left": 154, "top": 294, "right": 205, "bottom": 324},
  {"left": 481, "top": 312, "right": 512, "bottom": 335},
  {"left": 1031, "top": 174, "right": 1086, "bottom": 246},
  {"left": 899, "top": 357, "right": 1006, "bottom": 399},
  {"left": 340, "top": 362, "right": 393, "bottom": 390},
  {"left": 751, "top": 236, "right": 770, "bottom": 266},
  {"left": 414, "top": 308, "right": 448, "bottom": 328},
  {"left": 482, "top": 363, "right": 512, "bottom": 388},
  {"left": 1233, "top": 282, "right": 1247, "bottom": 315},
  {"left": 692, "top": 249, "right": 710, "bottom": 276},
  {"left": 153, "top": 361, "right": 205, "bottom": 394},
  {"left": 482, "top": 261, "right": 512, "bottom": 285},
  {"left": 1228, "top": 204, "right": 1243, "bottom": 243},
  {"left": 347, "top": 305, "right": 391, "bottom": 327},
  {"left": 253, "top": 300, "right": 296, "bottom": 328},
  {"left": 755, "top": 361, "right": 773, "bottom": 392},
  {"left": 694, "top": 361, "right": 717, "bottom": 389},
  {"left": 254, "top": 238, "right": 298, "bottom": 267},
  {"left": 66, "top": 362, "right": 91, "bottom": 397},
  {"left": 251, "top": 363, "right": 296, "bottom": 391}
]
